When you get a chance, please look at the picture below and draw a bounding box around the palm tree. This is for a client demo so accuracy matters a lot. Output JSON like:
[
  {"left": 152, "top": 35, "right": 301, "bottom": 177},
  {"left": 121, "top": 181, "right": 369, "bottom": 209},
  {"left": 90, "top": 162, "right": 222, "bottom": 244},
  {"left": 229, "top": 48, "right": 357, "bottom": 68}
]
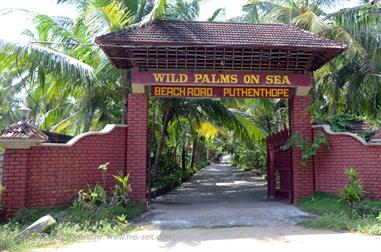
[
  {"left": 312, "top": 3, "right": 381, "bottom": 117},
  {"left": 0, "top": 35, "right": 96, "bottom": 131},
  {"left": 1, "top": 0, "right": 163, "bottom": 132},
  {"left": 237, "top": 1, "right": 381, "bottom": 120},
  {"left": 151, "top": 97, "right": 266, "bottom": 179}
]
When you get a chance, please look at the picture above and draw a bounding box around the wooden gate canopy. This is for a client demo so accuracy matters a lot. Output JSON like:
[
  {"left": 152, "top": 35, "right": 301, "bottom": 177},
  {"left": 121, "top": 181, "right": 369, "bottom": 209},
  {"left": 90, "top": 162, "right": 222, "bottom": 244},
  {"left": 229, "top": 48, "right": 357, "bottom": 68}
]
[{"left": 95, "top": 20, "right": 346, "bottom": 72}]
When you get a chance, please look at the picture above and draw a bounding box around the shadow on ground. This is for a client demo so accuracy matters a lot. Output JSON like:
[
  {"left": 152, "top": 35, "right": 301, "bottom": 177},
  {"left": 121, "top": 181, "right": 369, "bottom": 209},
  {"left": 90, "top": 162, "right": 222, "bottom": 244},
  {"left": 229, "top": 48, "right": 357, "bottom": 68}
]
[
  {"left": 40, "top": 165, "right": 381, "bottom": 252},
  {"left": 42, "top": 225, "right": 381, "bottom": 252},
  {"left": 138, "top": 164, "right": 311, "bottom": 228}
]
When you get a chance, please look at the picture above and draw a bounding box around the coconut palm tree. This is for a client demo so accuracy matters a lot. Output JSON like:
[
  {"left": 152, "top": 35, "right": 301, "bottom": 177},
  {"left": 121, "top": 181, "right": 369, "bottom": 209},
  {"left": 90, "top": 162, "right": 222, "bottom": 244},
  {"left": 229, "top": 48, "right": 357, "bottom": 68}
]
[
  {"left": 0, "top": 0, "right": 167, "bottom": 132},
  {"left": 312, "top": 3, "right": 381, "bottom": 117},
  {"left": 151, "top": 97, "right": 266, "bottom": 179},
  {"left": 237, "top": 1, "right": 381, "bottom": 120}
]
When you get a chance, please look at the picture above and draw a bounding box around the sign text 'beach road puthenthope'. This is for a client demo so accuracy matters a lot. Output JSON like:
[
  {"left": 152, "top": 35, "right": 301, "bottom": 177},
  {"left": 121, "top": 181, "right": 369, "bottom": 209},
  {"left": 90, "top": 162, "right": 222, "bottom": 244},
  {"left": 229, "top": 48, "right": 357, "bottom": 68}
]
[{"left": 151, "top": 86, "right": 291, "bottom": 98}]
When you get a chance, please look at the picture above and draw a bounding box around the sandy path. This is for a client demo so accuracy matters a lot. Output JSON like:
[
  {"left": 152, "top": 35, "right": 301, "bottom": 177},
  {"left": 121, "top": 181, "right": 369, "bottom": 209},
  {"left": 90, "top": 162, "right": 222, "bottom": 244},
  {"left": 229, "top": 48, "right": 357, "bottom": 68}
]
[{"left": 39, "top": 226, "right": 381, "bottom": 252}]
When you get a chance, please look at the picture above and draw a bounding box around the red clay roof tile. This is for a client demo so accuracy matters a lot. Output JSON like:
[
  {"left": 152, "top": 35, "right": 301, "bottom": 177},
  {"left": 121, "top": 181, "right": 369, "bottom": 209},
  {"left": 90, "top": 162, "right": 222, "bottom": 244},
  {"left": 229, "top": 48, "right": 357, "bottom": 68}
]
[
  {"left": 0, "top": 122, "right": 48, "bottom": 141},
  {"left": 96, "top": 20, "right": 346, "bottom": 49}
]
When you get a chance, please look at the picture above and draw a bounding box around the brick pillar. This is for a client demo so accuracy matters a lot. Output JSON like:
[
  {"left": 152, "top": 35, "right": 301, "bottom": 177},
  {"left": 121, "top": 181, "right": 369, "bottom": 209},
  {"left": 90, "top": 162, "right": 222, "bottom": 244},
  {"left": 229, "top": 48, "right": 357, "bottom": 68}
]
[
  {"left": 289, "top": 96, "right": 314, "bottom": 202},
  {"left": 126, "top": 93, "right": 148, "bottom": 201},
  {"left": 1, "top": 149, "right": 30, "bottom": 219}
]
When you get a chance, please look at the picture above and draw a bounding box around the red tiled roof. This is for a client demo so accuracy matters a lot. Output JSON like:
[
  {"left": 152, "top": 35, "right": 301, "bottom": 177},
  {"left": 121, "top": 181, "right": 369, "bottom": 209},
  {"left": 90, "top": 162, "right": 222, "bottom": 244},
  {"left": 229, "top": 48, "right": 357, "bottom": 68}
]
[
  {"left": 96, "top": 20, "right": 346, "bottom": 49},
  {"left": 0, "top": 122, "right": 48, "bottom": 141}
]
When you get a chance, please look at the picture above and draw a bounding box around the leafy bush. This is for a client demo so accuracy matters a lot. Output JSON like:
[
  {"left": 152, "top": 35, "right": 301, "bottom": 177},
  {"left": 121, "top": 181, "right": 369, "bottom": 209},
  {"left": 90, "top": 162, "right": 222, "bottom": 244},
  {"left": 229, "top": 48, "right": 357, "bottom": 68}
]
[
  {"left": 282, "top": 132, "right": 330, "bottom": 166},
  {"left": 73, "top": 162, "right": 133, "bottom": 209},
  {"left": 154, "top": 173, "right": 181, "bottom": 189},
  {"left": 98, "top": 162, "right": 109, "bottom": 188},
  {"left": 73, "top": 184, "right": 107, "bottom": 210},
  {"left": 313, "top": 114, "right": 376, "bottom": 141},
  {"left": 301, "top": 213, "right": 350, "bottom": 231},
  {"left": 297, "top": 192, "right": 345, "bottom": 215},
  {"left": 225, "top": 142, "right": 266, "bottom": 175},
  {"left": 314, "top": 114, "right": 359, "bottom": 132},
  {"left": 340, "top": 167, "right": 364, "bottom": 207},
  {"left": 298, "top": 192, "right": 381, "bottom": 235},
  {"left": 352, "top": 200, "right": 381, "bottom": 218},
  {"left": 357, "top": 129, "right": 376, "bottom": 142},
  {"left": 111, "top": 172, "right": 131, "bottom": 206},
  {"left": 1, "top": 203, "right": 145, "bottom": 251},
  {"left": 0, "top": 184, "right": 5, "bottom": 211}
]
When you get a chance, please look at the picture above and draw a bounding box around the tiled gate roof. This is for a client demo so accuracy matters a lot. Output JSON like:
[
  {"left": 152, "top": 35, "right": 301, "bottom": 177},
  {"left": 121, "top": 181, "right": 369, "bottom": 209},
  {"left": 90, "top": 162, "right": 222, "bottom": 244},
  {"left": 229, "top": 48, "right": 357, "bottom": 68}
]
[
  {"left": 95, "top": 20, "right": 346, "bottom": 71},
  {"left": 96, "top": 20, "right": 345, "bottom": 49}
]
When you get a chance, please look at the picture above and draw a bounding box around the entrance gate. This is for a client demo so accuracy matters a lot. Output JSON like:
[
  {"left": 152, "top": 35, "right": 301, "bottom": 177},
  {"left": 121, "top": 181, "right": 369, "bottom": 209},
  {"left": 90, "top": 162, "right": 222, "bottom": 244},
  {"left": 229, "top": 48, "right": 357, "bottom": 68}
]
[
  {"left": 95, "top": 20, "right": 346, "bottom": 203},
  {"left": 267, "top": 130, "right": 292, "bottom": 202}
]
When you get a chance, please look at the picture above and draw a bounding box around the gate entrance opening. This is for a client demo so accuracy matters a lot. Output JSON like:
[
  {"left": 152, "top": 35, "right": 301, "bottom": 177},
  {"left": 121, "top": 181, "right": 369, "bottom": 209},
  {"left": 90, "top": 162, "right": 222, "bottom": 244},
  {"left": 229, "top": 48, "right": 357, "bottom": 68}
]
[{"left": 96, "top": 20, "right": 346, "bottom": 203}]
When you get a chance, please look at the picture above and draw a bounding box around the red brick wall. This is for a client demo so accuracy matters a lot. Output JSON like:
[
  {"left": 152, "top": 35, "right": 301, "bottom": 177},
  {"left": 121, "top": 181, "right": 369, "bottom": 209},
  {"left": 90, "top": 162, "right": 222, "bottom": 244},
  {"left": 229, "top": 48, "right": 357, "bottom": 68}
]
[
  {"left": 313, "top": 127, "right": 381, "bottom": 198},
  {"left": 289, "top": 96, "right": 314, "bottom": 202},
  {"left": 1, "top": 125, "right": 127, "bottom": 218},
  {"left": 126, "top": 93, "right": 148, "bottom": 201}
]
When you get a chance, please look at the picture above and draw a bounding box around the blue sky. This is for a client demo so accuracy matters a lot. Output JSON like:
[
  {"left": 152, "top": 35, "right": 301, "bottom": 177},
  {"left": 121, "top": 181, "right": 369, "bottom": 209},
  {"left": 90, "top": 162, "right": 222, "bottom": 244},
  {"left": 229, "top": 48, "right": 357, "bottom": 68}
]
[{"left": 0, "top": 0, "right": 362, "bottom": 41}]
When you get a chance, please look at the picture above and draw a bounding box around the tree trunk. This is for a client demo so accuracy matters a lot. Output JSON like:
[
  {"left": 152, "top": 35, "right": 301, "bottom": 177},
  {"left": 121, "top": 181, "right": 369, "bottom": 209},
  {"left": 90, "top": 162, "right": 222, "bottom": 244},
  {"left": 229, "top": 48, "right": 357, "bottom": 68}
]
[
  {"left": 190, "top": 139, "right": 197, "bottom": 171},
  {"left": 303, "top": 0, "right": 309, "bottom": 12},
  {"left": 169, "top": 145, "right": 176, "bottom": 173},
  {"left": 153, "top": 105, "right": 172, "bottom": 180},
  {"left": 182, "top": 147, "right": 186, "bottom": 174},
  {"left": 310, "top": 78, "right": 317, "bottom": 101},
  {"left": 266, "top": 116, "right": 272, "bottom": 133},
  {"left": 83, "top": 107, "right": 95, "bottom": 133},
  {"left": 330, "top": 87, "right": 340, "bottom": 114}
]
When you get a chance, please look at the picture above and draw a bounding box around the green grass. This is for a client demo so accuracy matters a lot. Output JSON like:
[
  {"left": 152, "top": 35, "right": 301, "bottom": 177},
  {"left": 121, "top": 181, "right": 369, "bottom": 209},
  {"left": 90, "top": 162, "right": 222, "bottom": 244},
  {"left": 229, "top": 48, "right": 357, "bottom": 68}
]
[
  {"left": 0, "top": 202, "right": 145, "bottom": 251},
  {"left": 297, "top": 192, "right": 381, "bottom": 235}
]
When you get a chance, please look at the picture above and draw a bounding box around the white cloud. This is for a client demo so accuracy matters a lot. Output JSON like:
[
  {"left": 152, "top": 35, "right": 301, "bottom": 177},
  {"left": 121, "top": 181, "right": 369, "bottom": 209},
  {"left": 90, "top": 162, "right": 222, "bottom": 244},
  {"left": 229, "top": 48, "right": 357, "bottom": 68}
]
[
  {"left": 199, "top": 0, "right": 247, "bottom": 21},
  {"left": 199, "top": 0, "right": 363, "bottom": 21},
  {"left": 0, "top": 0, "right": 76, "bottom": 41}
]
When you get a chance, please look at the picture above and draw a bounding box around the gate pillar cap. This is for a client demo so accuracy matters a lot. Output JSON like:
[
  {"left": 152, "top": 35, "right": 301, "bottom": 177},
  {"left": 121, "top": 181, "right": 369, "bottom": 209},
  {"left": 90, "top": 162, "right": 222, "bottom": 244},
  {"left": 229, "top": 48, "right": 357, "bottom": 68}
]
[{"left": 0, "top": 121, "right": 48, "bottom": 149}]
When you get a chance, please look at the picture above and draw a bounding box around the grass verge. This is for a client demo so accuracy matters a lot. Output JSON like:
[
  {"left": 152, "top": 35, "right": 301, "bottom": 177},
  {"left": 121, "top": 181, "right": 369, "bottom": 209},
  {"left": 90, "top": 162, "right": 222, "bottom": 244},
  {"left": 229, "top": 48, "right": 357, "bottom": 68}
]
[
  {"left": 297, "top": 192, "right": 381, "bottom": 235},
  {"left": 0, "top": 202, "right": 145, "bottom": 251}
]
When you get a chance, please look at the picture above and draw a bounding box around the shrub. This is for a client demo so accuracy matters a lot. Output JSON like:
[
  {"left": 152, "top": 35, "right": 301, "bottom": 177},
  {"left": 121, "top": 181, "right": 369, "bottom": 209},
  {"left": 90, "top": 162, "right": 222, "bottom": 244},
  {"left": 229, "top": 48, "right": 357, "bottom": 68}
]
[
  {"left": 111, "top": 172, "right": 131, "bottom": 206},
  {"left": 226, "top": 142, "right": 266, "bottom": 175},
  {"left": 73, "top": 184, "right": 108, "bottom": 210},
  {"left": 313, "top": 114, "right": 358, "bottom": 132},
  {"left": 230, "top": 145, "right": 266, "bottom": 175},
  {"left": 1, "top": 203, "right": 146, "bottom": 251},
  {"left": 298, "top": 192, "right": 381, "bottom": 235},
  {"left": 282, "top": 132, "right": 330, "bottom": 166},
  {"left": 0, "top": 184, "right": 5, "bottom": 211},
  {"left": 340, "top": 167, "right": 364, "bottom": 207},
  {"left": 98, "top": 162, "right": 109, "bottom": 188},
  {"left": 352, "top": 200, "right": 381, "bottom": 218}
]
